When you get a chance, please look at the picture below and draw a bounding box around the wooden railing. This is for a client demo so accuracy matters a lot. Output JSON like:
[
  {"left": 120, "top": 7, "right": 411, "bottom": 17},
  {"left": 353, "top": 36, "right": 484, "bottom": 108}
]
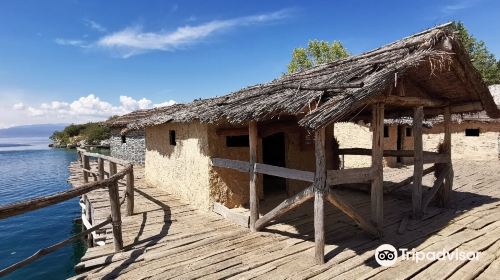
[{"left": 0, "top": 149, "right": 134, "bottom": 277}]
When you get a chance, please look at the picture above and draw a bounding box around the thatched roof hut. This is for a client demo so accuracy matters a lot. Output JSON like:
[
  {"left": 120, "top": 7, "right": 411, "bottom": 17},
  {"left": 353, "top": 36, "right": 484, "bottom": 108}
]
[{"left": 124, "top": 22, "right": 499, "bottom": 134}]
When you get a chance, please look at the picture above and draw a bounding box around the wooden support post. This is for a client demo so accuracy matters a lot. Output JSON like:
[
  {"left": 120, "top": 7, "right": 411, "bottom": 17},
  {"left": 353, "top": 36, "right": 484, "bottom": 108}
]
[
  {"left": 371, "top": 103, "right": 384, "bottom": 228},
  {"left": 249, "top": 121, "right": 259, "bottom": 231},
  {"left": 108, "top": 180, "right": 123, "bottom": 252},
  {"left": 314, "top": 127, "right": 326, "bottom": 265},
  {"left": 126, "top": 167, "right": 134, "bottom": 216},
  {"left": 438, "top": 106, "right": 453, "bottom": 207},
  {"left": 98, "top": 158, "right": 104, "bottom": 181},
  {"left": 413, "top": 106, "right": 424, "bottom": 218},
  {"left": 83, "top": 154, "right": 90, "bottom": 183},
  {"left": 109, "top": 161, "right": 117, "bottom": 177}
]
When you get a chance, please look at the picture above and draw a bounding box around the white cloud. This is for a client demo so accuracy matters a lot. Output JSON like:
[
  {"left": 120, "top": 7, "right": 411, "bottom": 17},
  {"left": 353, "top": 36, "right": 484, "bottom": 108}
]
[
  {"left": 96, "top": 9, "right": 292, "bottom": 58},
  {"left": 84, "top": 19, "right": 107, "bottom": 32},
  {"left": 11, "top": 94, "right": 176, "bottom": 124},
  {"left": 55, "top": 38, "right": 87, "bottom": 47},
  {"left": 441, "top": 0, "right": 481, "bottom": 15}
]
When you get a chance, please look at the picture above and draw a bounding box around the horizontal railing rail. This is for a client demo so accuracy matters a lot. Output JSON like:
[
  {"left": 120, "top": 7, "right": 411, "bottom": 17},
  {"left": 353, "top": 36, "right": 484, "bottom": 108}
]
[{"left": 0, "top": 148, "right": 134, "bottom": 277}]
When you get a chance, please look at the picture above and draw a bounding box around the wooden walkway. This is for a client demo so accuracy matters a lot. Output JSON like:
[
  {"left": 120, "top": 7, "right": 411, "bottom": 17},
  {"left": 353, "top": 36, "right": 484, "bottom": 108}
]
[{"left": 70, "top": 160, "right": 500, "bottom": 280}]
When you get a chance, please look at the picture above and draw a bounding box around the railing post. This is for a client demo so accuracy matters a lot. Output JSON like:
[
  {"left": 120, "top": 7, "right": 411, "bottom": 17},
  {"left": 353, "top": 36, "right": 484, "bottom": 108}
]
[
  {"left": 108, "top": 180, "right": 123, "bottom": 252},
  {"left": 98, "top": 158, "right": 105, "bottom": 181},
  {"left": 126, "top": 167, "right": 134, "bottom": 216},
  {"left": 83, "top": 154, "right": 90, "bottom": 183},
  {"left": 413, "top": 106, "right": 424, "bottom": 218},
  {"left": 371, "top": 103, "right": 384, "bottom": 228},
  {"left": 109, "top": 161, "right": 117, "bottom": 177},
  {"left": 314, "top": 127, "right": 326, "bottom": 265}
]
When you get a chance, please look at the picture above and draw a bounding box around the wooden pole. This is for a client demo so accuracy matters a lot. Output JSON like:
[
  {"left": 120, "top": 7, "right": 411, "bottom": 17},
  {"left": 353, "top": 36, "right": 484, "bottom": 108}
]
[
  {"left": 439, "top": 105, "right": 453, "bottom": 207},
  {"left": 314, "top": 127, "right": 326, "bottom": 265},
  {"left": 126, "top": 167, "right": 134, "bottom": 216},
  {"left": 371, "top": 103, "right": 384, "bottom": 228},
  {"left": 109, "top": 161, "right": 117, "bottom": 176},
  {"left": 108, "top": 181, "right": 123, "bottom": 252},
  {"left": 98, "top": 158, "right": 104, "bottom": 181},
  {"left": 83, "top": 154, "right": 90, "bottom": 183},
  {"left": 249, "top": 121, "right": 259, "bottom": 231},
  {"left": 413, "top": 106, "right": 424, "bottom": 218}
]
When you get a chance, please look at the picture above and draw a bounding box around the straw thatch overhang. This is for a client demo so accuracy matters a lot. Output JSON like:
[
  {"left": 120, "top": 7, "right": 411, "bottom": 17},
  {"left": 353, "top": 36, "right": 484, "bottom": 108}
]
[
  {"left": 124, "top": 22, "right": 500, "bottom": 133},
  {"left": 106, "top": 105, "right": 184, "bottom": 129}
]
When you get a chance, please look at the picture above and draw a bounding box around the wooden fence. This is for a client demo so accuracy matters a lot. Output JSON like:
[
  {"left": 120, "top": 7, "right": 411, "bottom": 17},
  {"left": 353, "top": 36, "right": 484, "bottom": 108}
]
[{"left": 0, "top": 148, "right": 134, "bottom": 277}]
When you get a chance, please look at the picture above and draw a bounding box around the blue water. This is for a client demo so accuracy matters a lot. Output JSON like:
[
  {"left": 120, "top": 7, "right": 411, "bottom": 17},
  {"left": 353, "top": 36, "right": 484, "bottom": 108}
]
[{"left": 0, "top": 138, "right": 84, "bottom": 279}]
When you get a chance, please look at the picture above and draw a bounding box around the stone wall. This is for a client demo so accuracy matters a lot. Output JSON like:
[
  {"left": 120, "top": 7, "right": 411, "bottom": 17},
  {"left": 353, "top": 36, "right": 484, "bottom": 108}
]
[
  {"left": 145, "top": 122, "right": 212, "bottom": 211},
  {"left": 110, "top": 128, "right": 146, "bottom": 165}
]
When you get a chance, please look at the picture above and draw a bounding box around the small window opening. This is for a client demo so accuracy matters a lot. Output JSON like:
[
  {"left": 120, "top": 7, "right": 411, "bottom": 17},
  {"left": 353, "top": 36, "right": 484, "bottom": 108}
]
[
  {"left": 226, "top": 135, "right": 249, "bottom": 147},
  {"left": 384, "top": 126, "right": 389, "bottom": 138},
  {"left": 405, "top": 127, "right": 412, "bottom": 137},
  {"left": 121, "top": 135, "right": 126, "bottom": 144},
  {"left": 169, "top": 130, "right": 176, "bottom": 145},
  {"left": 465, "top": 128, "right": 480, "bottom": 137}
]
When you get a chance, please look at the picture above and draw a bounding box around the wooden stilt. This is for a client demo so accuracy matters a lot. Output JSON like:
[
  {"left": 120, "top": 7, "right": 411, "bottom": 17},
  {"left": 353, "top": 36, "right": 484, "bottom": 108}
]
[
  {"left": 83, "top": 155, "right": 90, "bottom": 183},
  {"left": 371, "top": 103, "right": 384, "bottom": 228},
  {"left": 438, "top": 105, "right": 453, "bottom": 207},
  {"left": 314, "top": 127, "right": 326, "bottom": 265},
  {"left": 413, "top": 106, "right": 424, "bottom": 218},
  {"left": 98, "top": 158, "right": 104, "bottom": 181},
  {"left": 249, "top": 121, "right": 259, "bottom": 231},
  {"left": 126, "top": 168, "right": 134, "bottom": 216}
]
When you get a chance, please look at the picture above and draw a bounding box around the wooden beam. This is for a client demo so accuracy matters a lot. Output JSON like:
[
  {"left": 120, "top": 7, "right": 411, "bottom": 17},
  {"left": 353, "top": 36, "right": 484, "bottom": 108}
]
[
  {"left": 326, "top": 167, "right": 374, "bottom": 186},
  {"left": 249, "top": 121, "right": 259, "bottom": 231},
  {"left": 254, "top": 185, "right": 314, "bottom": 230},
  {"left": 314, "top": 127, "right": 327, "bottom": 265},
  {"left": 216, "top": 127, "right": 248, "bottom": 136},
  {"left": 423, "top": 166, "right": 451, "bottom": 212},
  {"left": 83, "top": 155, "right": 90, "bottom": 183},
  {"left": 413, "top": 106, "right": 424, "bottom": 218},
  {"left": 339, "top": 148, "right": 449, "bottom": 160},
  {"left": 211, "top": 158, "right": 250, "bottom": 172},
  {"left": 371, "top": 103, "right": 384, "bottom": 228},
  {"left": 98, "top": 158, "right": 104, "bottom": 181},
  {"left": 372, "top": 95, "right": 448, "bottom": 107},
  {"left": 326, "top": 189, "right": 380, "bottom": 237},
  {"left": 255, "top": 163, "right": 314, "bottom": 182}
]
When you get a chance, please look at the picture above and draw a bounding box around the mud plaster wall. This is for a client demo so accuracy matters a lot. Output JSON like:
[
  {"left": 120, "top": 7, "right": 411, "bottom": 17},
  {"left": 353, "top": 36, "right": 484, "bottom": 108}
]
[
  {"left": 423, "top": 122, "right": 500, "bottom": 161},
  {"left": 145, "top": 122, "right": 212, "bottom": 211},
  {"left": 334, "top": 123, "right": 374, "bottom": 168}
]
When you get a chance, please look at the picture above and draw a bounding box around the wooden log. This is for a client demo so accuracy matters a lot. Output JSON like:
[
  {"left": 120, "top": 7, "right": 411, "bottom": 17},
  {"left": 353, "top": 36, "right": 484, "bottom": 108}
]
[
  {"left": 255, "top": 163, "right": 314, "bottom": 182},
  {"left": 254, "top": 185, "right": 314, "bottom": 230},
  {"left": 422, "top": 166, "right": 450, "bottom": 212},
  {"left": 107, "top": 181, "right": 123, "bottom": 252},
  {"left": 0, "top": 165, "right": 131, "bottom": 219},
  {"left": 338, "top": 148, "right": 450, "bottom": 163},
  {"left": 0, "top": 217, "right": 112, "bottom": 277},
  {"left": 413, "top": 106, "right": 424, "bottom": 218},
  {"left": 437, "top": 105, "right": 453, "bottom": 207},
  {"left": 98, "top": 158, "right": 104, "bottom": 181},
  {"left": 249, "top": 120, "right": 259, "bottom": 231},
  {"left": 83, "top": 155, "right": 90, "bottom": 183},
  {"left": 326, "top": 189, "right": 380, "bottom": 237},
  {"left": 109, "top": 161, "right": 117, "bottom": 177},
  {"left": 372, "top": 95, "right": 448, "bottom": 107},
  {"left": 326, "top": 167, "right": 374, "bottom": 186},
  {"left": 211, "top": 158, "right": 250, "bottom": 172},
  {"left": 314, "top": 127, "right": 326, "bottom": 265},
  {"left": 371, "top": 103, "right": 384, "bottom": 228},
  {"left": 126, "top": 167, "right": 134, "bottom": 216}
]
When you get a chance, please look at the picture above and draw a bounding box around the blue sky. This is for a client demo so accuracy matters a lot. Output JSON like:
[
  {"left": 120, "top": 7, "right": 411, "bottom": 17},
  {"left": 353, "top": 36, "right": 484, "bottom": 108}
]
[{"left": 0, "top": 0, "right": 499, "bottom": 127}]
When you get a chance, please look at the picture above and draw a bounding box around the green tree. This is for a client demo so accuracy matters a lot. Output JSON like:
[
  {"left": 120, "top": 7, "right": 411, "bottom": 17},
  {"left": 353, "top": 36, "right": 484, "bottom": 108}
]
[
  {"left": 453, "top": 21, "right": 500, "bottom": 85},
  {"left": 81, "top": 123, "right": 110, "bottom": 145},
  {"left": 287, "top": 40, "right": 349, "bottom": 74}
]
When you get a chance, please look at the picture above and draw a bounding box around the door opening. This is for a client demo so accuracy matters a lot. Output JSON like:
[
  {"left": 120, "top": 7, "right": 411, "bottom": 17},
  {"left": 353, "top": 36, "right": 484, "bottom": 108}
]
[
  {"left": 262, "top": 132, "right": 287, "bottom": 195},
  {"left": 396, "top": 125, "right": 403, "bottom": 163}
]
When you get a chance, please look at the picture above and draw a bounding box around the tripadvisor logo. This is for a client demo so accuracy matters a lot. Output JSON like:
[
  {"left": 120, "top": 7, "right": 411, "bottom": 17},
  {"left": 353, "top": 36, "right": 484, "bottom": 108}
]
[
  {"left": 375, "top": 244, "right": 481, "bottom": 267},
  {"left": 375, "top": 244, "right": 398, "bottom": 267}
]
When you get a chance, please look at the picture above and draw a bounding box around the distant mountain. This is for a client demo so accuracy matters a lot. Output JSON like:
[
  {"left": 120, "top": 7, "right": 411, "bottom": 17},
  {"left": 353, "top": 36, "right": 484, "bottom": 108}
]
[{"left": 0, "top": 124, "right": 69, "bottom": 138}]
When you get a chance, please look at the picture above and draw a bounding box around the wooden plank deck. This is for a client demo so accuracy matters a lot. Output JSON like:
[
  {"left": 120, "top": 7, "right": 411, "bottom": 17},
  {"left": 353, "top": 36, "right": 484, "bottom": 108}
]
[{"left": 70, "top": 160, "right": 500, "bottom": 279}]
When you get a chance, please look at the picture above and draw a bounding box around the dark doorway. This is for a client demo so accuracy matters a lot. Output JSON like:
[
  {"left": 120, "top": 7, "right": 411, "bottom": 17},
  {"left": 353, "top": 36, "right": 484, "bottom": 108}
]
[
  {"left": 396, "top": 125, "right": 403, "bottom": 163},
  {"left": 263, "top": 132, "right": 287, "bottom": 195}
]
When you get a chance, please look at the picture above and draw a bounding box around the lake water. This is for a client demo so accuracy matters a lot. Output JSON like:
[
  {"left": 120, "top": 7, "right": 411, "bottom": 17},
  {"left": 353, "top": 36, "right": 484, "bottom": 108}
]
[{"left": 0, "top": 137, "right": 84, "bottom": 279}]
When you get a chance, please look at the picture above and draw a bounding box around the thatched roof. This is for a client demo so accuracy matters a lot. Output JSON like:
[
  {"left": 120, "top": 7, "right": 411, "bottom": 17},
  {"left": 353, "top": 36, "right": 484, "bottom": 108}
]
[
  {"left": 124, "top": 23, "right": 500, "bottom": 133},
  {"left": 106, "top": 105, "right": 183, "bottom": 128}
]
